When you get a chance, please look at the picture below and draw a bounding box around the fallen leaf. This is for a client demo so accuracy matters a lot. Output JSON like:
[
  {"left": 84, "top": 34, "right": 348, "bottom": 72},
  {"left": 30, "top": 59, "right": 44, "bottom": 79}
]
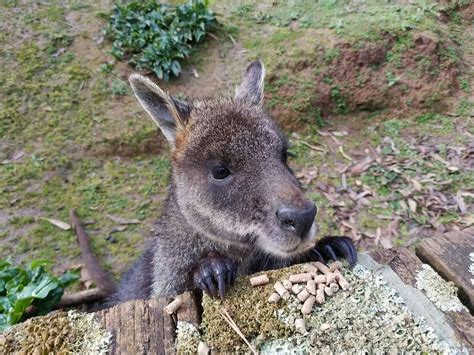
[
  {"left": 317, "top": 130, "right": 331, "bottom": 137},
  {"left": 349, "top": 156, "right": 374, "bottom": 175},
  {"left": 11, "top": 150, "right": 25, "bottom": 161},
  {"left": 408, "top": 199, "right": 417, "bottom": 213},
  {"left": 331, "top": 131, "right": 348, "bottom": 137},
  {"left": 338, "top": 146, "right": 353, "bottom": 161},
  {"left": 106, "top": 214, "right": 141, "bottom": 225},
  {"left": 410, "top": 178, "right": 422, "bottom": 191},
  {"left": 42, "top": 218, "right": 71, "bottom": 231},
  {"left": 454, "top": 191, "right": 467, "bottom": 215}
]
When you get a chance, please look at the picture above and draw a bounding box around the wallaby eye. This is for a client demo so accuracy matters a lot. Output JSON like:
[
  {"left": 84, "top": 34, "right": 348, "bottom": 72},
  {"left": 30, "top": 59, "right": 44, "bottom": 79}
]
[{"left": 210, "top": 163, "right": 231, "bottom": 180}]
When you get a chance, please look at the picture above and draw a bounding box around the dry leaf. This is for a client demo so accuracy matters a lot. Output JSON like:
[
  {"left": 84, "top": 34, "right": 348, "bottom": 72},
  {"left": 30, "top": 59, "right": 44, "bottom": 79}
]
[
  {"left": 408, "top": 199, "right": 417, "bottom": 213},
  {"left": 106, "top": 214, "right": 141, "bottom": 225},
  {"left": 454, "top": 191, "right": 467, "bottom": 215},
  {"left": 349, "top": 156, "right": 374, "bottom": 175},
  {"left": 380, "top": 237, "right": 393, "bottom": 249},
  {"left": 43, "top": 218, "right": 71, "bottom": 230},
  {"left": 410, "top": 178, "right": 422, "bottom": 191},
  {"left": 338, "top": 146, "right": 353, "bottom": 161}
]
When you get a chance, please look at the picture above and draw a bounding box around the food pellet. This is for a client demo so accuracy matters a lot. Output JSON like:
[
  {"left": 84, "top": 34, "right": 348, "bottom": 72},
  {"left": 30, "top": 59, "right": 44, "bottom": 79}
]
[
  {"left": 320, "top": 323, "right": 331, "bottom": 332},
  {"left": 301, "top": 295, "right": 316, "bottom": 314},
  {"left": 325, "top": 273, "right": 336, "bottom": 284},
  {"left": 164, "top": 297, "right": 182, "bottom": 314},
  {"left": 306, "top": 280, "right": 316, "bottom": 295},
  {"left": 198, "top": 341, "right": 210, "bottom": 355},
  {"left": 268, "top": 292, "right": 281, "bottom": 303},
  {"left": 316, "top": 288, "right": 325, "bottom": 304},
  {"left": 329, "top": 282, "right": 339, "bottom": 293},
  {"left": 313, "top": 261, "right": 331, "bottom": 275},
  {"left": 250, "top": 274, "right": 269, "bottom": 286},
  {"left": 336, "top": 273, "right": 350, "bottom": 290},
  {"left": 303, "top": 264, "right": 318, "bottom": 273},
  {"left": 282, "top": 279, "right": 292, "bottom": 290},
  {"left": 329, "top": 261, "right": 343, "bottom": 272},
  {"left": 324, "top": 286, "right": 335, "bottom": 297},
  {"left": 289, "top": 273, "right": 313, "bottom": 283},
  {"left": 292, "top": 284, "right": 304, "bottom": 295},
  {"left": 295, "top": 318, "right": 306, "bottom": 333},
  {"left": 274, "top": 282, "right": 290, "bottom": 300},
  {"left": 314, "top": 275, "right": 327, "bottom": 284},
  {"left": 297, "top": 288, "right": 310, "bottom": 302}
]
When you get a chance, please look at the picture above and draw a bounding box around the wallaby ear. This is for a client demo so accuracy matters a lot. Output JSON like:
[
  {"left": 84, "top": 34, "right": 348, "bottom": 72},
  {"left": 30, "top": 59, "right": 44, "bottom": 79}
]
[
  {"left": 235, "top": 60, "right": 265, "bottom": 106},
  {"left": 129, "top": 74, "right": 191, "bottom": 145}
]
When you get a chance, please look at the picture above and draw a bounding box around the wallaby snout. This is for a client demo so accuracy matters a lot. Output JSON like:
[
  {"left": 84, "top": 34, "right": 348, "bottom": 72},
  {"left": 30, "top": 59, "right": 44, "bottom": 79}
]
[{"left": 276, "top": 201, "right": 317, "bottom": 240}]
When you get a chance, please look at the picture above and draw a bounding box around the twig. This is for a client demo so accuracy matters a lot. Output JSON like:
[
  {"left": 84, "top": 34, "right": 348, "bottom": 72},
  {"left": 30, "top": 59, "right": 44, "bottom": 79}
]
[
  {"left": 295, "top": 140, "right": 327, "bottom": 153},
  {"left": 219, "top": 308, "right": 258, "bottom": 355},
  {"left": 58, "top": 288, "right": 105, "bottom": 307},
  {"left": 227, "top": 33, "right": 236, "bottom": 45},
  {"left": 338, "top": 146, "right": 353, "bottom": 161},
  {"left": 207, "top": 32, "right": 218, "bottom": 40},
  {"left": 70, "top": 209, "right": 116, "bottom": 295}
]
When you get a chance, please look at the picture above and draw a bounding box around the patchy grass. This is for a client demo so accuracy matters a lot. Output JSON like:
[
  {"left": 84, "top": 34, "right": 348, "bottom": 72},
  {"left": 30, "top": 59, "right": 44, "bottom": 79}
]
[{"left": 0, "top": 0, "right": 472, "bottom": 281}]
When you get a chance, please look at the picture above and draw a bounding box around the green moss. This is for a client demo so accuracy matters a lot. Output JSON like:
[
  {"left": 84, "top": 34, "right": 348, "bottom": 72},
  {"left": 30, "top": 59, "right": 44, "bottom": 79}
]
[{"left": 201, "top": 264, "right": 305, "bottom": 351}]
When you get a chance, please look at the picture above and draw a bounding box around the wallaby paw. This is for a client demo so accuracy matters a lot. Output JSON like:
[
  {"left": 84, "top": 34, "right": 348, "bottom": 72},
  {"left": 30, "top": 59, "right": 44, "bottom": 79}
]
[
  {"left": 192, "top": 255, "right": 237, "bottom": 300},
  {"left": 312, "top": 236, "right": 357, "bottom": 266}
]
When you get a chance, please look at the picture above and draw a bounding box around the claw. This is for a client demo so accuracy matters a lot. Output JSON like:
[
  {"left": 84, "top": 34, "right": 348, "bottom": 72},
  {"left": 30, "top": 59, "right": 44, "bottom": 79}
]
[
  {"left": 205, "top": 276, "right": 218, "bottom": 298},
  {"left": 321, "top": 244, "right": 338, "bottom": 262},
  {"left": 313, "top": 236, "right": 357, "bottom": 266},
  {"left": 192, "top": 255, "right": 238, "bottom": 299},
  {"left": 194, "top": 276, "right": 211, "bottom": 298}
]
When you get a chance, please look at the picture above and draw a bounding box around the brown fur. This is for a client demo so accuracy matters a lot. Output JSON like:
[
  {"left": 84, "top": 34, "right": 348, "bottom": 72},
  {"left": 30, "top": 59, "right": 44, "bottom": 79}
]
[{"left": 109, "top": 61, "right": 331, "bottom": 304}]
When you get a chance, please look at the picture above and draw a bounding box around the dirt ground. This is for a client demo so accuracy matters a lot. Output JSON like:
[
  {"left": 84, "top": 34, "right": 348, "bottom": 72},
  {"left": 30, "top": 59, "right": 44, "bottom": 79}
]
[{"left": 0, "top": 1, "right": 472, "bottom": 282}]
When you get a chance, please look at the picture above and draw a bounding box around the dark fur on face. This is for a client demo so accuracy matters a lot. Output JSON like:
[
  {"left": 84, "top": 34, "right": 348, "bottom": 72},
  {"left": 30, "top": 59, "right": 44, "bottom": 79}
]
[
  {"left": 129, "top": 61, "right": 318, "bottom": 259},
  {"left": 173, "top": 98, "right": 317, "bottom": 258}
]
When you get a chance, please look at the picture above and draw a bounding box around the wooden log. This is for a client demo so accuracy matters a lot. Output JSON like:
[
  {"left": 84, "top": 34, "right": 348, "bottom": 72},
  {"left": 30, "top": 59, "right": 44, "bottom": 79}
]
[
  {"left": 177, "top": 291, "right": 201, "bottom": 327},
  {"left": 370, "top": 248, "right": 474, "bottom": 349},
  {"left": 58, "top": 288, "right": 104, "bottom": 307},
  {"left": 416, "top": 227, "right": 474, "bottom": 311},
  {"left": 97, "top": 298, "right": 175, "bottom": 355}
]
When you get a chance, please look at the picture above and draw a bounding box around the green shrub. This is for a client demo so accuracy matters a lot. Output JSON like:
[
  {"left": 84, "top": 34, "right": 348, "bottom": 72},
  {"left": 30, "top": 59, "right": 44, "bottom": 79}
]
[
  {"left": 106, "top": 0, "right": 217, "bottom": 81},
  {"left": 0, "top": 259, "right": 78, "bottom": 330}
]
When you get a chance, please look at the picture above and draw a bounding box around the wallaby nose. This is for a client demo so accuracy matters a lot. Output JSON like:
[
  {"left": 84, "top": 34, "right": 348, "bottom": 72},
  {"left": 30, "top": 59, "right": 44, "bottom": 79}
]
[{"left": 276, "top": 203, "right": 317, "bottom": 238}]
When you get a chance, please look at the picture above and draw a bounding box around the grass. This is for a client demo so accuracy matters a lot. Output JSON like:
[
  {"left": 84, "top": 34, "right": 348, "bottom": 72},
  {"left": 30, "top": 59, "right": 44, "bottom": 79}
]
[{"left": 0, "top": 0, "right": 472, "bottom": 278}]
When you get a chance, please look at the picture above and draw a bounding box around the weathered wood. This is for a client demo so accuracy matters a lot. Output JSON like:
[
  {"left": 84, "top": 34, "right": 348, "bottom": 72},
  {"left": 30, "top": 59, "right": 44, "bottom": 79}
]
[
  {"left": 177, "top": 291, "right": 201, "bottom": 327},
  {"left": 370, "top": 248, "right": 474, "bottom": 349},
  {"left": 58, "top": 288, "right": 104, "bottom": 307},
  {"left": 97, "top": 298, "right": 176, "bottom": 355},
  {"left": 416, "top": 227, "right": 474, "bottom": 311}
]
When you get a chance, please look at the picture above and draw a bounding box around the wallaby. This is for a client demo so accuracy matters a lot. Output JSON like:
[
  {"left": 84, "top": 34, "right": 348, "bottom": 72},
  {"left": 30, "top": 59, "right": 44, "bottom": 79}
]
[{"left": 109, "top": 60, "right": 356, "bottom": 304}]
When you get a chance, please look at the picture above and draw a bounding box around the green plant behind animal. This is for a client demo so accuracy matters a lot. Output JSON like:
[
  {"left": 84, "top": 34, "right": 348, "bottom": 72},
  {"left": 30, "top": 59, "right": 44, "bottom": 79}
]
[
  {"left": 106, "top": 0, "right": 217, "bottom": 81},
  {"left": 0, "top": 259, "right": 78, "bottom": 330}
]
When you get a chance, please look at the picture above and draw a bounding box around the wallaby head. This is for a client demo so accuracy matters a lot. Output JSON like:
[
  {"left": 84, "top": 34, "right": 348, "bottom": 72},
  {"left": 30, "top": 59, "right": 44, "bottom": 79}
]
[{"left": 129, "top": 61, "right": 318, "bottom": 259}]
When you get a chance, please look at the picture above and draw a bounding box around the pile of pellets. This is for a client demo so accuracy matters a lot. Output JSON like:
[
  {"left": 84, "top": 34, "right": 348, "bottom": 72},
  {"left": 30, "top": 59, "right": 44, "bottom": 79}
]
[
  {"left": 199, "top": 261, "right": 457, "bottom": 353},
  {"left": 250, "top": 261, "right": 349, "bottom": 333}
]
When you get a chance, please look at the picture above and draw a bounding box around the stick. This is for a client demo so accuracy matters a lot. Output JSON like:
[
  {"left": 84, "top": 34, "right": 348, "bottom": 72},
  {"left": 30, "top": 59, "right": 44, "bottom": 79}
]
[
  {"left": 220, "top": 309, "right": 258, "bottom": 355},
  {"left": 70, "top": 209, "right": 116, "bottom": 295},
  {"left": 58, "top": 288, "right": 105, "bottom": 307}
]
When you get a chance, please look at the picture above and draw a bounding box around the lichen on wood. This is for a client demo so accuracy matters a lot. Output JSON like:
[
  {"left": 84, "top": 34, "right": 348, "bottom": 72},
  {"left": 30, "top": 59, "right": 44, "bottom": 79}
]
[
  {"left": 0, "top": 310, "right": 111, "bottom": 354},
  {"left": 200, "top": 262, "right": 458, "bottom": 353},
  {"left": 416, "top": 263, "right": 468, "bottom": 313},
  {"left": 176, "top": 321, "right": 201, "bottom": 354}
]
